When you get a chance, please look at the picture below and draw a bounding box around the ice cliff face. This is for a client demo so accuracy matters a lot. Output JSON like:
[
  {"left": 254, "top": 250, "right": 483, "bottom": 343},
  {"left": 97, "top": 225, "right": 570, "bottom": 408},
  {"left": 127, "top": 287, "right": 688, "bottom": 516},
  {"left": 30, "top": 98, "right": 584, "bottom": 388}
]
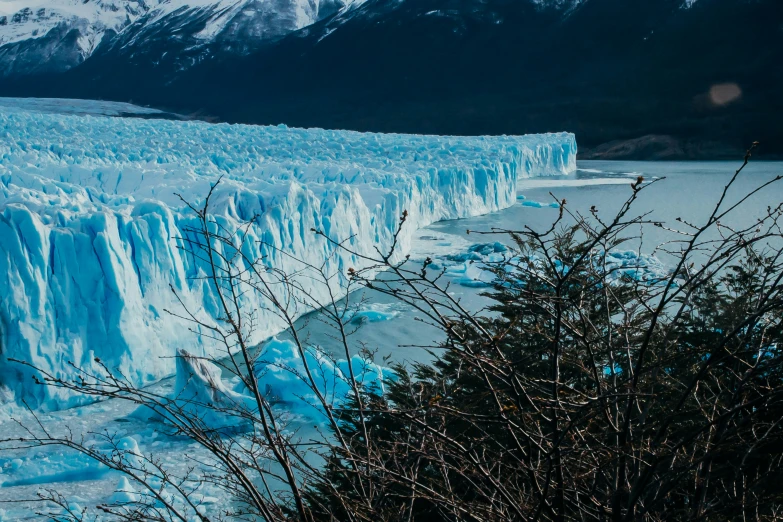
[{"left": 0, "top": 102, "right": 576, "bottom": 410}]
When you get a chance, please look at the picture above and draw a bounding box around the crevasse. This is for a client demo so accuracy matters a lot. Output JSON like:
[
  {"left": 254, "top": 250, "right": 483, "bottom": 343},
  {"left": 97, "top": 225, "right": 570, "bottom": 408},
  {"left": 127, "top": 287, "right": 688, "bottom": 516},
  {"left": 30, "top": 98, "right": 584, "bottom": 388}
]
[{"left": 0, "top": 105, "right": 576, "bottom": 410}]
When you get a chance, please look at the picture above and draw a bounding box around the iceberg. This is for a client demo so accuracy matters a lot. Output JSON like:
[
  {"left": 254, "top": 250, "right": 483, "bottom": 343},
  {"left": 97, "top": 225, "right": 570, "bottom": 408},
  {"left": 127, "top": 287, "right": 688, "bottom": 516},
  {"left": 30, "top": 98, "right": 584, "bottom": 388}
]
[
  {"left": 0, "top": 103, "right": 576, "bottom": 410},
  {"left": 435, "top": 242, "right": 670, "bottom": 289},
  {"left": 131, "top": 349, "right": 259, "bottom": 430},
  {"left": 250, "top": 337, "right": 393, "bottom": 419}
]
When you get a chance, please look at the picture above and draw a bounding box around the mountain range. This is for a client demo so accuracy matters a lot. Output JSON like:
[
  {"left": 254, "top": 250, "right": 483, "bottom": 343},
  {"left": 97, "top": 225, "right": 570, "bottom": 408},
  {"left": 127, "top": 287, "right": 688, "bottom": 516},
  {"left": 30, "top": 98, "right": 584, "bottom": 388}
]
[{"left": 1, "top": 0, "right": 780, "bottom": 158}]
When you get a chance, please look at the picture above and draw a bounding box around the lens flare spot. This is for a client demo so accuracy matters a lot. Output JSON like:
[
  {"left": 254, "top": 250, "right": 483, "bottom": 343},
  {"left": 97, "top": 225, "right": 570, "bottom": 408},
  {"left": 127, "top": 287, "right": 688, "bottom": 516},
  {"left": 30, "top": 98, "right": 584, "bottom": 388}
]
[{"left": 709, "top": 83, "right": 742, "bottom": 106}]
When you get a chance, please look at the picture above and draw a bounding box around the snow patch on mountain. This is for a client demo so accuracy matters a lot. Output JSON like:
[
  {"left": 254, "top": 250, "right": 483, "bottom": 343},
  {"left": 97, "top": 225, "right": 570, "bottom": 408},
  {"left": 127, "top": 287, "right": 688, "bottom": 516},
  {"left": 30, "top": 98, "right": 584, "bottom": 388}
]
[
  {"left": 530, "top": 0, "right": 584, "bottom": 11},
  {"left": 0, "top": 0, "right": 146, "bottom": 47},
  {"left": 0, "top": 102, "right": 576, "bottom": 411},
  {"left": 0, "top": 0, "right": 361, "bottom": 76}
]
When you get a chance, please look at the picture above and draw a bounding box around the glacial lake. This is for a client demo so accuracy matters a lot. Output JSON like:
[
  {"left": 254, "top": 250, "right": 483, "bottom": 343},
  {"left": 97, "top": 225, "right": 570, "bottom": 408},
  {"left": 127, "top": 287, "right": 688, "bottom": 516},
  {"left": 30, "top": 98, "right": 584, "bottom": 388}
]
[{"left": 292, "top": 159, "right": 783, "bottom": 366}]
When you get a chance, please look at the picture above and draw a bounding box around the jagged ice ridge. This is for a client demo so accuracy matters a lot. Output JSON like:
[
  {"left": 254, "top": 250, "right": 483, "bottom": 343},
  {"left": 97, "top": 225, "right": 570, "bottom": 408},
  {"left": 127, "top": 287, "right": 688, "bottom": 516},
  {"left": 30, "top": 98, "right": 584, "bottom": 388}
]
[{"left": 0, "top": 103, "right": 576, "bottom": 411}]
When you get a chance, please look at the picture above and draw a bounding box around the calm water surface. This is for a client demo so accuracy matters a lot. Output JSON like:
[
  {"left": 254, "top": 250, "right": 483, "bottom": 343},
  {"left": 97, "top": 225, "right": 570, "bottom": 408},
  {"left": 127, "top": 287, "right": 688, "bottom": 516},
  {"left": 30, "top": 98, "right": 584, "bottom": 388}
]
[
  {"left": 304, "top": 160, "right": 783, "bottom": 364},
  {"left": 438, "top": 160, "right": 783, "bottom": 248}
]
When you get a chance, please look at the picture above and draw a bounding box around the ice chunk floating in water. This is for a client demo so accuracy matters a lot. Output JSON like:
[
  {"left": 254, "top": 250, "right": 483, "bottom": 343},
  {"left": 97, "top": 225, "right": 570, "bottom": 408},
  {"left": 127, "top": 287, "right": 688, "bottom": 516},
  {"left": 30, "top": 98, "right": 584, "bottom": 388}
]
[
  {"left": 0, "top": 103, "right": 576, "bottom": 411},
  {"left": 249, "top": 338, "right": 394, "bottom": 419}
]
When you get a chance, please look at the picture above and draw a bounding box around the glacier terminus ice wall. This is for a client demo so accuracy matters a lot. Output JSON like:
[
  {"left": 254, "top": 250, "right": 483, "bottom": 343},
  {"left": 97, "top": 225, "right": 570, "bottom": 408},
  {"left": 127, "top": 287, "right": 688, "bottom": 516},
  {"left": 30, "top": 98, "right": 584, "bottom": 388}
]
[{"left": 0, "top": 103, "right": 576, "bottom": 410}]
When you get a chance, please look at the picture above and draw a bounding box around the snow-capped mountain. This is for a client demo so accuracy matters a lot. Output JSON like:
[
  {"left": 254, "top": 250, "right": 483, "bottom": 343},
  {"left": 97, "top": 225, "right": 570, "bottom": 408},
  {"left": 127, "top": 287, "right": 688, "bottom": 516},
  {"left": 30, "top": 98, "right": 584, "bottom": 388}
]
[
  {"left": 0, "top": 0, "right": 362, "bottom": 76},
  {"left": 0, "top": 0, "right": 707, "bottom": 79},
  {"left": 91, "top": 0, "right": 364, "bottom": 70},
  {"left": 0, "top": 0, "right": 145, "bottom": 49},
  {"left": 0, "top": 0, "right": 148, "bottom": 76}
]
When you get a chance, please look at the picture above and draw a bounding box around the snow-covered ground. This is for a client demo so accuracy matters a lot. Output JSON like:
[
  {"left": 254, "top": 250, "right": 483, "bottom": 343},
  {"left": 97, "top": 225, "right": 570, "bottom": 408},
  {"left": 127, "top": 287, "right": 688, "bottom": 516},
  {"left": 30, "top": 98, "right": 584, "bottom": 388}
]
[{"left": 0, "top": 99, "right": 576, "bottom": 414}]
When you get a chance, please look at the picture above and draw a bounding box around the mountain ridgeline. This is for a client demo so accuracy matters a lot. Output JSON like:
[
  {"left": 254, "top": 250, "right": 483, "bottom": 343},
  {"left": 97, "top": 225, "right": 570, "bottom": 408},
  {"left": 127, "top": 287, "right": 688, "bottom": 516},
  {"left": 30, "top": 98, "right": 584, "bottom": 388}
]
[{"left": 2, "top": 0, "right": 781, "bottom": 158}]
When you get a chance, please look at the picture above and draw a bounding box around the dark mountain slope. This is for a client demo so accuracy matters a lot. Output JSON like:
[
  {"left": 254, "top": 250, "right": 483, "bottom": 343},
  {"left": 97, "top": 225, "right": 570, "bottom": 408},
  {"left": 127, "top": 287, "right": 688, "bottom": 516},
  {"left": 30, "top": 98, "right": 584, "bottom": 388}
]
[{"left": 3, "top": 0, "right": 781, "bottom": 157}]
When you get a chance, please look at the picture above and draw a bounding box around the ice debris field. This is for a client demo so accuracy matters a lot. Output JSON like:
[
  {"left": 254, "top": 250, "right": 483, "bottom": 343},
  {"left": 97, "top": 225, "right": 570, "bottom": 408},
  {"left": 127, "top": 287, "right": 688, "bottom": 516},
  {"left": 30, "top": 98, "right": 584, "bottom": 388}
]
[{"left": 0, "top": 101, "right": 577, "bottom": 413}]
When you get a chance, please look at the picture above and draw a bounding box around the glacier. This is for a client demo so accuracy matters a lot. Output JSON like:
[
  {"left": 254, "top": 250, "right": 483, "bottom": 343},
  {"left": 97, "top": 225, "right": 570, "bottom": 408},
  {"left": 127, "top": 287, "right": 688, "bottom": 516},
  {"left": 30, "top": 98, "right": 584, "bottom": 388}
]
[
  {"left": 0, "top": 96, "right": 167, "bottom": 117},
  {"left": 0, "top": 102, "right": 576, "bottom": 411}
]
